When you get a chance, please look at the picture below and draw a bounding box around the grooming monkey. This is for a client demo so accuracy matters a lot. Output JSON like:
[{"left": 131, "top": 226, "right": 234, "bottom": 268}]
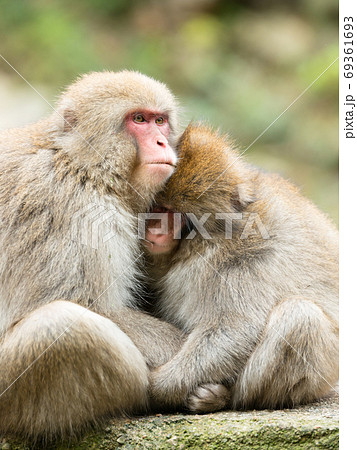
[
  {"left": 0, "top": 71, "right": 187, "bottom": 440},
  {"left": 143, "top": 124, "right": 339, "bottom": 413}
]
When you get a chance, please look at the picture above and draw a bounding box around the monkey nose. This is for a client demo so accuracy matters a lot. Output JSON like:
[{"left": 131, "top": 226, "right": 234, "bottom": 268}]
[{"left": 157, "top": 139, "right": 167, "bottom": 148}]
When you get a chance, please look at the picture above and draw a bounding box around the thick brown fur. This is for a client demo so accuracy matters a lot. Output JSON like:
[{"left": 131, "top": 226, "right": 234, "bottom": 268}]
[
  {"left": 0, "top": 71, "right": 185, "bottom": 441},
  {"left": 145, "top": 124, "right": 339, "bottom": 412}
]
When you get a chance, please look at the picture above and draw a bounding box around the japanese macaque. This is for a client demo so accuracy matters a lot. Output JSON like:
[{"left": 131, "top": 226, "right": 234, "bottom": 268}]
[
  {"left": 143, "top": 124, "right": 339, "bottom": 413},
  {"left": 0, "top": 71, "right": 186, "bottom": 441}
]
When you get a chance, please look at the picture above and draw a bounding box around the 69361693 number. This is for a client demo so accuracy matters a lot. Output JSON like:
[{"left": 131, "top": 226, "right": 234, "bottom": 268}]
[{"left": 344, "top": 16, "right": 354, "bottom": 79}]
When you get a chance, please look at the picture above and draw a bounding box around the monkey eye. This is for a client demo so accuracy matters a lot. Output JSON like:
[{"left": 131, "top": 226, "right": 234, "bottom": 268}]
[
  {"left": 133, "top": 114, "right": 145, "bottom": 123},
  {"left": 155, "top": 117, "right": 165, "bottom": 125}
]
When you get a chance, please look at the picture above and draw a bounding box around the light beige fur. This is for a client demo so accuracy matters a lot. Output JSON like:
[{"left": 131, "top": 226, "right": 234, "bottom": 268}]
[{"left": 0, "top": 71, "right": 184, "bottom": 441}]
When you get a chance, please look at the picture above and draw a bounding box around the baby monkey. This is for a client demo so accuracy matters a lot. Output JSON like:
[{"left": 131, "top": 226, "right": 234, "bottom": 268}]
[{"left": 143, "top": 124, "right": 339, "bottom": 413}]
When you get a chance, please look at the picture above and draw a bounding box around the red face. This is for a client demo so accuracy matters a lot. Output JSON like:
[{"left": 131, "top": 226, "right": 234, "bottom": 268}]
[
  {"left": 143, "top": 206, "right": 181, "bottom": 255},
  {"left": 126, "top": 110, "right": 177, "bottom": 189}
]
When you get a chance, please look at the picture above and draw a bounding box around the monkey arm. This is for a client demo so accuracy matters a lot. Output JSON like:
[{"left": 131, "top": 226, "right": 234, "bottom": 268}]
[
  {"left": 103, "top": 308, "right": 186, "bottom": 369},
  {"left": 149, "top": 322, "right": 257, "bottom": 410},
  {"left": 147, "top": 266, "right": 268, "bottom": 411}
]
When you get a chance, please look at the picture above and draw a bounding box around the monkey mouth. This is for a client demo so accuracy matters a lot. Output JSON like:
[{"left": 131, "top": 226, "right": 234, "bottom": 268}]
[
  {"left": 145, "top": 240, "right": 173, "bottom": 248},
  {"left": 146, "top": 162, "right": 176, "bottom": 167}
]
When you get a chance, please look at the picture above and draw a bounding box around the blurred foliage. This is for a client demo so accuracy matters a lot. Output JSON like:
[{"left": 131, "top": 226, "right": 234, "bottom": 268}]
[{"left": 0, "top": 0, "right": 338, "bottom": 221}]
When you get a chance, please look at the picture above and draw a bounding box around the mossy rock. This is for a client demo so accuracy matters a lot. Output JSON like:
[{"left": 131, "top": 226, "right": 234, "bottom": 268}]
[{"left": 1, "top": 394, "right": 338, "bottom": 449}]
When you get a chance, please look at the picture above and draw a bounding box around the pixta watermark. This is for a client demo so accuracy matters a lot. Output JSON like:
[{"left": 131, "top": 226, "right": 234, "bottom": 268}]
[
  {"left": 70, "top": 206, "right": 270, "bottom": 249},
  {"left": 137, "top": 212, "right": 270, "bottom": 240}
]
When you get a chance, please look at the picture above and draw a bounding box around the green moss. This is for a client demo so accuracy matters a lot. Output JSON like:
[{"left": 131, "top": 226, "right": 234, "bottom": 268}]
[
  {"left": 67, "top": 413, "right": 338, "bottom": 449},
  {"left": 3, "top": 398, "right": 338, "bottom": 449}
]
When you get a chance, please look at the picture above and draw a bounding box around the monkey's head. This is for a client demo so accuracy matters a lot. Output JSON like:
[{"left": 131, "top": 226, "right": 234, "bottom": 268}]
[
  {"left": 143, "top": 124, "right": 255, "bottom": 255},
  {"left": 160, "top": 124, "right": 254, "bottom": 214},
  {"left": 52, "top": 71, "right": 179, "bottom": 204}
]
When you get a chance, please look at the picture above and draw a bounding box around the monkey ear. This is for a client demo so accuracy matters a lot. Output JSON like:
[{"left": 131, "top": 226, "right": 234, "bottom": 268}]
[
  {"left": 231, "top": 183, "right": 255, "bottom": 211},
  {"left": 62, "top": 108, "right": 78, "bottom": 132}
]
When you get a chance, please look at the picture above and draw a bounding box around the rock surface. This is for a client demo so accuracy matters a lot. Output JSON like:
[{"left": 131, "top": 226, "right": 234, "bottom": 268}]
[{"left": 2, "top": 393, "right": 338, "bottom": 449}]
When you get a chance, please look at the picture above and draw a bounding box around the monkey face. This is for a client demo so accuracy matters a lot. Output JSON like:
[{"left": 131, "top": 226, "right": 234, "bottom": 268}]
[
  {"left": 53, "top": 71, "right": 180, "bottom": 202},
  {"left": 125, "top": 110, "right": 177, "bottom": 191},
  {"left": 142, "top": 206, "right": 181, "bottom": 255}
]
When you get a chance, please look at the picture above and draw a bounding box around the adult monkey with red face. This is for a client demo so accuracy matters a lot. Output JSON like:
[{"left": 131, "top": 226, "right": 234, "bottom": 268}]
[{"left": 0, "top": 71, "right": 185, "bottom": 441}]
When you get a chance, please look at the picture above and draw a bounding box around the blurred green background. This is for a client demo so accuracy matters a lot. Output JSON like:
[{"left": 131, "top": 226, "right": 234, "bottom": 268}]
[{"left": 0, "top": 0, "right": 338, "bottom": 222}]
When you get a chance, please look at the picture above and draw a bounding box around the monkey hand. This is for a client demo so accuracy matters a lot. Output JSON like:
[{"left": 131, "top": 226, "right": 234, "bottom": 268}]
[
  {"left": 149, "top": 363, "right": 193, "bottom": 411},
  {"left": 149, "top": 365, "right": 231, "bottom": 413},
  {"left": 187, "top": 384, "right": 231, "bottom": 413}
]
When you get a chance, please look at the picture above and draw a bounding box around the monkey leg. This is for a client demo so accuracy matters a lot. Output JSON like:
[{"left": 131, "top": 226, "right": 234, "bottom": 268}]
[
  {"left": 233, "top": 297, "right": 339, "bottom": 410},
  {"left": 104, "top": 308, "right": 185, "bottom": 369},
  {"left": 0, "top": 300, "right": 149, "bottom": 440}
]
